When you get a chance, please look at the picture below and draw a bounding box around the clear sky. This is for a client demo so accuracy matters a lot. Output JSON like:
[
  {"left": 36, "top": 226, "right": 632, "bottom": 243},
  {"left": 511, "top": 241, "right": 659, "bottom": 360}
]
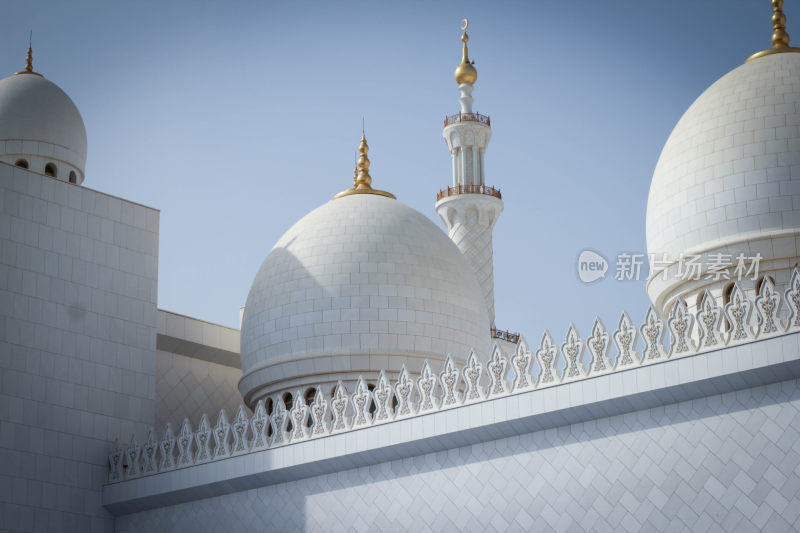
[{"left": 0, "top": 1, "right": 786, "bottom": 341}]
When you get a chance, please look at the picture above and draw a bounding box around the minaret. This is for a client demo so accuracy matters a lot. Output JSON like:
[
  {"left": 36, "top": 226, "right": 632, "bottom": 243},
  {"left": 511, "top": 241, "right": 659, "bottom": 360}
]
[{"left": 435, "top": 20, "right": 503, "bottom": 327}]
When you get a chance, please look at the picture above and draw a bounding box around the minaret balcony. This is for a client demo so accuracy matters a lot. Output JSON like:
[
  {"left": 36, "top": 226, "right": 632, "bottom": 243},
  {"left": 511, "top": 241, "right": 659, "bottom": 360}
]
[
  {"left": 443, "top": 112, "right": 491, "bottom": 128},
  {"left": 436, "top": 184, "right": 502, "bottom": 201}
]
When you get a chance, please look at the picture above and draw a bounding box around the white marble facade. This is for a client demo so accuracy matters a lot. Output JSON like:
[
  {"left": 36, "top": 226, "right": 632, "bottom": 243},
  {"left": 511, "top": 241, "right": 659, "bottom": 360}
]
[
  {"left": 104, "top": 322, "right": 800, "bottom": 531},
  {"left": 114, "top": 377, "right": 800, "bottom": 533},
  {"left": 0, "top": 163, "right": 158, "bottom": 532},
  {"left": 3, "top": 11, "right": 800, "bottom": 533}
]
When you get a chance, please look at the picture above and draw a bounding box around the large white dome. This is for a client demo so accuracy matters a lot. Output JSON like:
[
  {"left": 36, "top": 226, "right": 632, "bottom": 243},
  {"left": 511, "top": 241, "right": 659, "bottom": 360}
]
[
  {"left": 646, "top": 53, "right": 800, "bottom": 314},
  {"left": 239, "top": 193, "right": 491, "bottom": 405},
  {"left": 0, "top": 72, "right": 87, "bottom": 182}
]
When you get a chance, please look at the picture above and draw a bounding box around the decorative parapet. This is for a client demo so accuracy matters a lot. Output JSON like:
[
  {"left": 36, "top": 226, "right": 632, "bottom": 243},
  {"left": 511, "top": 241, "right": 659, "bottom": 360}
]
[
  {"left": 444, "top": 112, "right": 490, "bottom": 128},
  {"left": 106, "top": 270, "right": 800, "bottom": 484},
  {"left": 436, "top": 184, "right": 502, "bottom": 202}
]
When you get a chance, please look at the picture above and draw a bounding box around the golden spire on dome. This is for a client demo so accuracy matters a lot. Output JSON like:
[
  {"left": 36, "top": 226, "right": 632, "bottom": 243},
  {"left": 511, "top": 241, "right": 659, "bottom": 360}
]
[
  {"left": 333, "top": 132, "right": 396, "bottom": 200},
  {"left": 454, "top": 19, "right": 478, "bottom": 85},
  {"left": 354, "top": 133, "right": 372, "bottom": 189},
  {"left": 773, "top": 0, "right": 792, "bottom": 47},
  {"left": 14, "top": 33, "right": 43, "bottom": 77},
  {"left": 747, "top": 0, "right": 800, "bottom": 62}
]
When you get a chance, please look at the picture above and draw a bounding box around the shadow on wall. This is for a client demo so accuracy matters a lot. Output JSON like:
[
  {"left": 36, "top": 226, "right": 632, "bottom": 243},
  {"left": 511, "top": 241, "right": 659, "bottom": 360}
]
[
  {"left": 289, "top": 379, "right": 799, "bottom": 531},
  {"left": 301, "top": 378, "right": 796, "bottom": 491},
  {"left": 154, "top": 349, "right": 250, "bottom": 433}
]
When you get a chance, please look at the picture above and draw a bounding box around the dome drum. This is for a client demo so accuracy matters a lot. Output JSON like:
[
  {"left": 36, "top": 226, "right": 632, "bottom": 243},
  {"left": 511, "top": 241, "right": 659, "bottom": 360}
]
[
  {"left": 646, "top": 231, "right": 799, "bottom": 316},
  {"left": 0, "top": 140, "right": 85, "bottom": 183},
  {"left": 239, "top": 353, "right": 445, "bottom": 407}
]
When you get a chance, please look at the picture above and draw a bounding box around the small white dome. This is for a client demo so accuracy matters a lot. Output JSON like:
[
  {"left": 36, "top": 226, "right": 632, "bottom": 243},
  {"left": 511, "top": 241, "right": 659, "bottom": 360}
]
[
  {"left": 646, "top": 53, "right": 800, "bottom": 313},
  {"left": 0, "top": 73, "right": 87, "bottom": 181},
  {"left": 239, "top": 194, "right": 490, "bottom": 405}
]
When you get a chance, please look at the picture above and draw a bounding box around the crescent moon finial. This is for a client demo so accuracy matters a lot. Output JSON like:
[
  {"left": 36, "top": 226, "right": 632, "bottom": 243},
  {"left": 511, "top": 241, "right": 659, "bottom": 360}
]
[{"left": 461, "top": 18, "right": 468, "bottom": 31}]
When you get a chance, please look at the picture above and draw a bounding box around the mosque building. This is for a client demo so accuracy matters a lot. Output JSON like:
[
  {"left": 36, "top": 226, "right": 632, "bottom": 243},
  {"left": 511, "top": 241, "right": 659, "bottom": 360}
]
[{"left": 3, "top": 3, "right": 800, "bottom": 532}]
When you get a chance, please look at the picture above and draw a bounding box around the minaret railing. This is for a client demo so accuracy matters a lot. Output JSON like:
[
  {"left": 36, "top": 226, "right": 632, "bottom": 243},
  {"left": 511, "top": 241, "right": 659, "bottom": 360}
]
[
  {"left": 444, "top": 112, "right": 491, "bottom": 127},
  {"left": 436, "top": 184, "right": 502, "bottom": 201}
]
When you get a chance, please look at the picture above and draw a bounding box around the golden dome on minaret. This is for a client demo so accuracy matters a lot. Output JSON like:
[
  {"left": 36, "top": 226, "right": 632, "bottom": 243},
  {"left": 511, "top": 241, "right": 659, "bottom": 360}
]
[{"left": 454, "top": 19, "right": 478, "bottom": 85}]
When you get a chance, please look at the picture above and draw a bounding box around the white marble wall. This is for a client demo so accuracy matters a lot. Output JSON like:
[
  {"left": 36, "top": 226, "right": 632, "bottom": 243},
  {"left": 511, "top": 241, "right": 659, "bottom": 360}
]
[
  {"left": 0, "top": 163, "right": 159, "bottom": 532},
  {"left": 115, "top": 378, "right": 800, "bottom": 532},
  {"left": 154, "top": 310, "right": 244, "bottom": 430},
  {"left": 156, "top": 350, "right": 244, "bottom": 431}
]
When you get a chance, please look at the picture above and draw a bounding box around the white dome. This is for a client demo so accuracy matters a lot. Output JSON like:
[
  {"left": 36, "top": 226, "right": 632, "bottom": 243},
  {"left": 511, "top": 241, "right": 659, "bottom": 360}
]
[
  {"left": 646, "top": 53, "right": 800, "bottom": 313},
  {"left": 239, "top": 193, "right": 491, "bottom": 405},
  {"left": 0, "top": 73, "right": 87, "bottom": 181}
]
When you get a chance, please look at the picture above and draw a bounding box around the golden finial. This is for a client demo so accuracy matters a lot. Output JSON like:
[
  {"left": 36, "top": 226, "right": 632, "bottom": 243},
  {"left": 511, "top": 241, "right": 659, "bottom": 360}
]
[
  {"left": 747, "top": 0, "right": 800, "bottom": 62},
  {"left": 333, "top": 132, "right": 396, "bottom": 200},
  {"left": 773, "top": 0, "right": 791, "bottom": 48},
  {"left": 25, "top": 45, "right": 33, "bottom": 72},
  {"left": 14, "top": 33, "right": 43, "bottom": 77},
  {"left": 455, "top": 19, "right": 478, "bottom": 85},
  {"left": 355, "top": 133, "right": 372, "bottom": 189}
]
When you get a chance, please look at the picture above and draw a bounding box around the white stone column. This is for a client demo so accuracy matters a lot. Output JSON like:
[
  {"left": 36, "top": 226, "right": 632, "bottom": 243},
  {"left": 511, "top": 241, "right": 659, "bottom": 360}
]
[
  {"left": 459, "top": 83, "right": 474, "bottom": 113},
  {"left": 460, "top": 147, "right": 467, "bottom": 187},
  {"left": 472, "top": 147, "right": 480, "bottom": 185}
]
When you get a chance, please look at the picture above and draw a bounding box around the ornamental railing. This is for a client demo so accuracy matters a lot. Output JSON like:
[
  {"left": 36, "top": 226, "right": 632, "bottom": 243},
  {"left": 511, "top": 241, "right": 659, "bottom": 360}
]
[
  {"left": 491, "top": 326, "right": 520, "bottom": 344},
  {"left": 106, "top": 269, "right": 800, "bottom": 484},
  {"left": 444, "top": 112, "right": 491, "bottom": 128},
  {"left": 436, "top": 184, "right": 502, "bottom": 201}
]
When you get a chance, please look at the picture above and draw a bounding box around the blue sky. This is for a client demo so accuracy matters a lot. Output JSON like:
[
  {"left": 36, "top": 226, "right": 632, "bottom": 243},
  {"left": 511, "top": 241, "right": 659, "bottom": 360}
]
[{"left": 0, "top": 1, "right": 784, "bottom": 340}]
